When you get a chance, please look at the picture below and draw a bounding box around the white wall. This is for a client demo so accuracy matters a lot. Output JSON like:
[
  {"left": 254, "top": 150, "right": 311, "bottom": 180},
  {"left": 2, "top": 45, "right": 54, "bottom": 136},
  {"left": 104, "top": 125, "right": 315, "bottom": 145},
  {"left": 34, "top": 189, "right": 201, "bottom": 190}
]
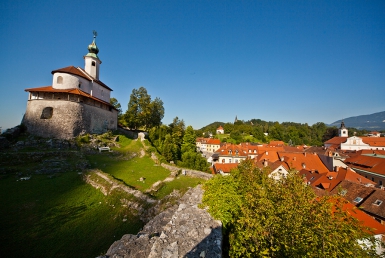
[{"left": 52, "top": 73, "right": 110, "bottom": 103}]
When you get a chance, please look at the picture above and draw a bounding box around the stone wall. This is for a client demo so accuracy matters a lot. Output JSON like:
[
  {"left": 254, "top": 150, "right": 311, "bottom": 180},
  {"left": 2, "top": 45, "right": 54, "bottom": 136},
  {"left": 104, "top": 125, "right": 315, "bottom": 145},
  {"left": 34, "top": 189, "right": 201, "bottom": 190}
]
[
  {"left": 161, "top": 163, "right": 213, "bottom": 180},
  {"left": 22, "top": 99, "right": 117, "bottom": 139},
  {"left": 103, "top": 185, "right": 222, "bottom": 258}
]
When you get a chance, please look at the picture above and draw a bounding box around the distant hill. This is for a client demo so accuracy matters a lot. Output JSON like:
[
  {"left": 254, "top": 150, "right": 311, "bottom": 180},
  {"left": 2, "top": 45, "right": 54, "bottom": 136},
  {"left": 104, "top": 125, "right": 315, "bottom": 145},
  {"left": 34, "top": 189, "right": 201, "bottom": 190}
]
[{"left": 329, "top": 111, "right": 385, "bottom": 131}]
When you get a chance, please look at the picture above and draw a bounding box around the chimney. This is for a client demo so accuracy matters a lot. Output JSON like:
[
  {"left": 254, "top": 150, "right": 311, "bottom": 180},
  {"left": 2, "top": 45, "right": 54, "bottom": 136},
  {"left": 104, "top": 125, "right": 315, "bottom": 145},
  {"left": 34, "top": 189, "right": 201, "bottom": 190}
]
[
  {"left": 334, "top": 166, "right": 339, "bottom": 172},
  {"left": 304, "top": 152, "right": 306, "bottom": 157},
  {"left": 265, "top": 151, "right": 268, "bottom": 155},
  {"left": 263, "top": 159, "right": 268, "bottom": 167},
  {"left": 302, "top": 163, "right": 306, "bottom": 169}
]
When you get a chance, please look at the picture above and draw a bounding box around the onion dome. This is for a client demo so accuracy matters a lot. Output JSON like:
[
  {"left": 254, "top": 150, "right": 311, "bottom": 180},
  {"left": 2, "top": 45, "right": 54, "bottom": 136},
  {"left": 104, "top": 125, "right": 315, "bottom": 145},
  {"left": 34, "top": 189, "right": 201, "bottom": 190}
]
[{"left": 85, "top": 31, "right": 100, "bottom": 60}]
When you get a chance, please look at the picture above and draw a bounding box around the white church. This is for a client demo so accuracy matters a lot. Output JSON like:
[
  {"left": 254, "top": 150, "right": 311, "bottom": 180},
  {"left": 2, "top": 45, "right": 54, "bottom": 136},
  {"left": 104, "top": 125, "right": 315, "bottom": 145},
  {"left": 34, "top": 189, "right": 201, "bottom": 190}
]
[{"left": 22, "top": 32, "right": 118, "bottom": 139}]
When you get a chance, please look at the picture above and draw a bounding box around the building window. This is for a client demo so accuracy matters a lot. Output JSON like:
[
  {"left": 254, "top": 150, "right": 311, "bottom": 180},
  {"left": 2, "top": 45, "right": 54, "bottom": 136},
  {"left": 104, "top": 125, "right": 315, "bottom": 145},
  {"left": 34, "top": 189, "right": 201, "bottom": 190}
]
[
  {"left": 339, "top": 189, "right": 348, "bottom": 196},
  {"left": 373, "top": 200, "right": 383, "bottom": 206},
  {"left": 379, "top": 181, "right": 383, "bottom": 186},
  {"left": 92, "top": 61, "right": 96, "bottom": 66},
  {"left": 57, "top": 76, "right": 63, "bottom": 84},
  {"left": 353, "top": 197, "right": 363, "bottom": 203},
  {"left": 222, "top": 159, "right": 225, "bottom": 163},
  {"left": 40, "top": 107, "right": 53, "bottom": 119}
]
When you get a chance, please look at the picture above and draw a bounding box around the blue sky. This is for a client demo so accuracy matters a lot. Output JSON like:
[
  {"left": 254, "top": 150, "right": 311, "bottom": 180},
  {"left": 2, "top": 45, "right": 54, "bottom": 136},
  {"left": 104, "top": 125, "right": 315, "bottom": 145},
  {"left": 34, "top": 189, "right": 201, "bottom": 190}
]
[{"left": 1, "top": 0, "right": 384, "bottom": 131}]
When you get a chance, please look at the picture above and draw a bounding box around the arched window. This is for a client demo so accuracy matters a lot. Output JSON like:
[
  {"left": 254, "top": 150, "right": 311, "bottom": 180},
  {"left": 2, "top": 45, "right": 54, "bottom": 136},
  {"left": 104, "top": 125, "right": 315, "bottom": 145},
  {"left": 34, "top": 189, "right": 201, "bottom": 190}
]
[
  {"left": 92, "top": 61, "right": 96, "bottom": 66},
  {"left": 57, "top": 76, "right": 63, "bottom": 84}
]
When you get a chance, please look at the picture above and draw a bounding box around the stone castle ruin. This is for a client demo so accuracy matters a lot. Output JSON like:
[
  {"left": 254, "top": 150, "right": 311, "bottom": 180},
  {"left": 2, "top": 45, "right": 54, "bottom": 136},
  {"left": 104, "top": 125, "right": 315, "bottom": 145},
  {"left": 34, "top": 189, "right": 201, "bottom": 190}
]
[{"left": 22, "top": 32, "right": 118, "bottom": 139}]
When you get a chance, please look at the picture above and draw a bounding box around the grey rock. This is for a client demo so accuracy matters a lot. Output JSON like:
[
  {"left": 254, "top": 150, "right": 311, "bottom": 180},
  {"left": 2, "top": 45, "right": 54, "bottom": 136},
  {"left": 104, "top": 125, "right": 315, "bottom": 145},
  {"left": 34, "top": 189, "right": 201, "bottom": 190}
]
[{"left": 104, "top": 185, "right": 222, "bottom": 258}]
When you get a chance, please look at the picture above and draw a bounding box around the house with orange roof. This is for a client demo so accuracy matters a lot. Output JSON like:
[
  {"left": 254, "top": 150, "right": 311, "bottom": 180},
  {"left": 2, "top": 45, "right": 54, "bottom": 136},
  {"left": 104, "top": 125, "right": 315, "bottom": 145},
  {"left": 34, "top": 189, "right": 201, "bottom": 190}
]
[
  {"left": 216, "top": 125, "right": 224, "bottom": 134},
  {"left": 214, "top": 143, "right": 248, "bottom": 164},
  {"left": 22, "top": 32, "right": 118, "bottom": 139},
  {"left": 254, "top": 159, "right": 290, "bottom": 180},
  {"left": 206, "top": 138, "right": 221, "bottom": 153},
  {"left": 324, "top": 122, "right": 385, "bottom": 151},
  {"left": 301, "top": 166, "right": 375, "bottom": 192},
  {"left": 344, "top": 153, "right": 385, "bottom": 187},
  {"left": 196, "top": 137, "right": 221, "bottom": 153},
  {"left": 277, "top": 152, "right": 330, "bottom": 173},
  {"left": 212, "top": 163, "right": 238, "bottom": 175}
]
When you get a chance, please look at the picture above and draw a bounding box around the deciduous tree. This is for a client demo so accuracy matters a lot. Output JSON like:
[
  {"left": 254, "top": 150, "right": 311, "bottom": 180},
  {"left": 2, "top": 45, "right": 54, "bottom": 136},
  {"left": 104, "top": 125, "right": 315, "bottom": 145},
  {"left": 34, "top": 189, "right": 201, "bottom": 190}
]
[
  {"left": 124, "top": 87, "right": 164, "bottom": 130},
  {"left": 202, "top": 159, "right": 379, "bottom": 257}
]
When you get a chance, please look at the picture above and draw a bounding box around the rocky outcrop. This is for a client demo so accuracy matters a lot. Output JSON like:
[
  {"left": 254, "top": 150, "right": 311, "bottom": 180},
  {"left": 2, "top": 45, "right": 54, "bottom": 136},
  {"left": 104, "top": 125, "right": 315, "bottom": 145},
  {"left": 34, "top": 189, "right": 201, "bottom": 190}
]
[{"left": 104, "top": 185, "right": 222, "bottom": 258}]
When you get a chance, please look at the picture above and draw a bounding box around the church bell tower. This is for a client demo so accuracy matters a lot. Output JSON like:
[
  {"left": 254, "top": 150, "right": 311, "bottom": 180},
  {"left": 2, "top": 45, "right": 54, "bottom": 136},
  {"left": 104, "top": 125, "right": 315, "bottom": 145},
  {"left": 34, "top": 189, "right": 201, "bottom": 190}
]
[
  {"left": 338, "top": 121, "right": 348, "bottom": 137},
  {"left": 84, "top": 30, "right": 101, "bottom": 80}
]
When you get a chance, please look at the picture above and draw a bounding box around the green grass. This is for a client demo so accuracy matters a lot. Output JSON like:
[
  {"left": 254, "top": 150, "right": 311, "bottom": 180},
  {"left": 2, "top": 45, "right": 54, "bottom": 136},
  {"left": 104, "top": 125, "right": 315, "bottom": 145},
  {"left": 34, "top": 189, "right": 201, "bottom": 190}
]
[
  {"left": 87, "top": 154, "right": 170, "bottom": 192},
  {"left": 0, "top": 172, "right": 143, "bottom": 258},
  {"left": 152, "top": 176, "right": 204, "bottom": 199},
  {"left": 0, "top": 132, "right": 207, "bottom": 258}
]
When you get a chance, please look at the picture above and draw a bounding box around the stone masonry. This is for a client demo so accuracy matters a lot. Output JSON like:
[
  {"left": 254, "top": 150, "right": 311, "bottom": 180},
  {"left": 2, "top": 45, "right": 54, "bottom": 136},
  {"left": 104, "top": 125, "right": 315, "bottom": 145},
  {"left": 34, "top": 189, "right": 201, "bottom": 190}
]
[
  {"left": 104, "top": 185, "right": 222, "bottom": 258},
  {"left": 22, "top": 99, "right": 117, "bottom": 139}
]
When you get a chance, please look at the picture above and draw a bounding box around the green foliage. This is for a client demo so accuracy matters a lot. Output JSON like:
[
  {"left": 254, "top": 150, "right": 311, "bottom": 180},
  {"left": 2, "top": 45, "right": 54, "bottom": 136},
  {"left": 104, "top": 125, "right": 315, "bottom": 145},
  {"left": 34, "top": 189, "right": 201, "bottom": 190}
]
[
  {"left": 124, "top": 87, "right": 164, "bottom": 130},
  {"left": 178, "top": 151, "right": 210, "bottom": 172},
  {"left": 202, "top": 159, "right": 380, "bottom": 257},
  {"left": 110, "top": 97, "right": 122, "bottom": 115},
  {"left": 76, "top": 134, "right": 90, "bottom": 146},
  {"left": 181, "top": 125, "right": 197, "bottom": 153}
]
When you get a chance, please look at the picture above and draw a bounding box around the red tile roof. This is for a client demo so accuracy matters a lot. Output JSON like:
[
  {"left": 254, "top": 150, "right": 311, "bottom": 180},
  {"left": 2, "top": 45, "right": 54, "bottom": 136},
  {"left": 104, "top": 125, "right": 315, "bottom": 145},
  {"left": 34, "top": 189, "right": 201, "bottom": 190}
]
[
  {"left": 51, "top": 66, "right": 112, "bottom": 91},
  {"left": 207, "top": 138, "right": 220, "bottom": 145},
  {"left": 213, "top": 163, "right": 239, "bottom": 174},
  {"left": 277, "top": 152, "right": 329, "bottom": 173},
  {"left": 215, "top": 144, "right": 248, "bottom": 157},
  {"left": 360, "top": 137, "right": 385, "bottom": 147},
  {"left": 302, "top": 167, "right": 375, "bottom": 191},
  {"left": 340, "top": 199, "right": 385, "bottom": 235},
  {"left": 324, "top": 137, "right": 348, "bottom": 145},
  {"left": 345, "top": 155, "right": 385, "bottom": 176}
]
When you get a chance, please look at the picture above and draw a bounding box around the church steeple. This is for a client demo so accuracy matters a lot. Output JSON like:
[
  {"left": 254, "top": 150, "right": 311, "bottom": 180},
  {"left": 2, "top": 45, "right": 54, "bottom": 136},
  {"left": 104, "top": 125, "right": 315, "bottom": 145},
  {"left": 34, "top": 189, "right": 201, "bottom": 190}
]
[
  {"left": 84, "top": 30, "right": 101, "bottom": 80},
  {"left": 338, "top": 120, "right": 348, "bottom": 137}
]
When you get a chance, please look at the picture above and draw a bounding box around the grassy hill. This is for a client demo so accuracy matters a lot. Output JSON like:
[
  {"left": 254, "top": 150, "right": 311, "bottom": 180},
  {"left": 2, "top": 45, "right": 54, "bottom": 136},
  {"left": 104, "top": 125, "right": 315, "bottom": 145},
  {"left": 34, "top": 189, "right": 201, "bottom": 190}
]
[{"left": 0, "top": 132, "right": 203, "bottom": 258}]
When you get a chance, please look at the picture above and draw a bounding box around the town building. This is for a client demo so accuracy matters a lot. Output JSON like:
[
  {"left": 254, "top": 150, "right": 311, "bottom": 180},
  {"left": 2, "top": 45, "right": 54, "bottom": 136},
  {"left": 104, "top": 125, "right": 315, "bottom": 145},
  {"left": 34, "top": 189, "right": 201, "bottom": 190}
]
[
  {"left": 216, "top": 126, "right": 224, "bottom": 134},
  {"left": 344, "top": 151, "right": 385, "bottom": 187},
  {"left": 22, "top": 32, "right": 118, "bottom": 139},
  {"left": 324, "top": 122, "right": 385, "bottom": 151}
]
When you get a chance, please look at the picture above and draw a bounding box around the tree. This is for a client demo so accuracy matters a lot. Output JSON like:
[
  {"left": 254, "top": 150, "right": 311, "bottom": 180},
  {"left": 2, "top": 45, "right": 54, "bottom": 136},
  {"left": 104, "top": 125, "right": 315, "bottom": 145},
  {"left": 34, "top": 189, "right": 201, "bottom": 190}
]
[
  {"left": 124, "top": 87, "right": 164, "bottom": 130},
  {"left": 179, "top": 151, "right": 210, "bottom": 172},
  {"left": 181, "top": 125, "right": 197, "bottom": 153},
  {"left": 110, "top": 97, "right": 122, "bottom": 115},
  {"left": 202, "top": 159, "right": 379, "bottom": 257}
]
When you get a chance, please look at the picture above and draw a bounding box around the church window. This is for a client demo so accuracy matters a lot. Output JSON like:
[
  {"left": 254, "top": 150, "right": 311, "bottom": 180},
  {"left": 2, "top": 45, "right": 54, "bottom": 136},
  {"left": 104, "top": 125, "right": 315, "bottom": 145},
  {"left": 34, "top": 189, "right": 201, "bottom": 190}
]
[
  {"left": 40, "top": 107, "right": 53, "bottom": 119},
  {"left": 57, "top": 76, "right": 63, "bottom": 84},
  {"left": 92, "top": 61, "right": 96, "bottom": 66}
]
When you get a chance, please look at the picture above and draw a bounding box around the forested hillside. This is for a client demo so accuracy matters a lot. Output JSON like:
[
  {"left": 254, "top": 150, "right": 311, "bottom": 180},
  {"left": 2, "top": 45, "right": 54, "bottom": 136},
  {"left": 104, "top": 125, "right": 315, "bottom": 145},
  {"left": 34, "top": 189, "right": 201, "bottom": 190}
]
[{"left": 197, "top": 119, "right": 373, "bottom": 146}]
